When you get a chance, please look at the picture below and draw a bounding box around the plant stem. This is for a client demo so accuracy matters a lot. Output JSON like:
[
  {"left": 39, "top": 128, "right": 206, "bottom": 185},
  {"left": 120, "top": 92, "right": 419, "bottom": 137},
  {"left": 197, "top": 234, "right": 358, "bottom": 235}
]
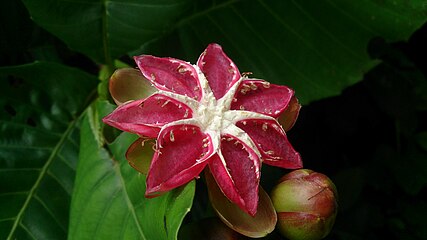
[{"left": 101, "top": 0, "right": 114, "bottom": 76}]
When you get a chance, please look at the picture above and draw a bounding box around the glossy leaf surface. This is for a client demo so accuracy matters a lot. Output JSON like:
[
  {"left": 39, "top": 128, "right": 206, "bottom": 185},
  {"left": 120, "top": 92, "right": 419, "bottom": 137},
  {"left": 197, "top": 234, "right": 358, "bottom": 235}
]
[
  {"left": 68, "top": 108, "right": 195, "bottom": 240},
  {"left": 22, "top": 0, "right": 426, "bottom": 103},
  {"left": 0, "top": 62, "right": 98, "bottom": 239},
  {"left": 140, "top": 0, "right": 426, "bottom": 104},
  {"left": 21, "top": 0, "right": 193, "bottom": 63}
]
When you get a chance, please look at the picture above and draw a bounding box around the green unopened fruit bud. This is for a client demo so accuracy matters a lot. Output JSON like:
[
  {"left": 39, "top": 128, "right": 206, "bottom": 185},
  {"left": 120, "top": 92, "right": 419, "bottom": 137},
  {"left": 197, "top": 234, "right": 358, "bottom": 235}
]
[{"left": 270, "top": 169, "right": 338, "bottom": 240}]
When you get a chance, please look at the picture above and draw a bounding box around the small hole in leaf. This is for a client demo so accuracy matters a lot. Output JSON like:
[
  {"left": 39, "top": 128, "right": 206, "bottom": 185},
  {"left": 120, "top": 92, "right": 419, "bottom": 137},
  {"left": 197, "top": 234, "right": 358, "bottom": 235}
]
[
  {"left": 4, "top": 104, "right": 16, "bottom": 116},
  {"left": 26, "top": 117, "right": 36, "bottom": 127}
]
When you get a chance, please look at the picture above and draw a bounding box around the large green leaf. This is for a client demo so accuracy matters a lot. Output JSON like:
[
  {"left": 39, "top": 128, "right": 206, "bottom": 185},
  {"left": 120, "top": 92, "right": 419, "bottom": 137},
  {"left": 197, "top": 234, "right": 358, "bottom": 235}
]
[
  {"left": 21, "top": 0, "right": 193, "bottom": 64},
  {"left": 0, "top": 62, "right": 98, "bottom": 239},
  {"left": 22, "top": 0, "right": 426, "bottom": 103},
  {"left": 140, "top": 0, "right": 427, "bottom": 104},
  {"left": 69, "top": 101, "right": 195, "bottom": 240}
]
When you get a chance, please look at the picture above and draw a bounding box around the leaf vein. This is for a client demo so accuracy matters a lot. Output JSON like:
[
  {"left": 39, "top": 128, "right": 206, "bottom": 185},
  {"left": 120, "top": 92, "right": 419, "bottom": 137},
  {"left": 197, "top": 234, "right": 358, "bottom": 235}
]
[
  {"left": 230, "top": 4, "right": 321, "bottom": 89},
  {"left": 6, "top": 118, "right": 79, "bottom": 240},
  {"left": 291, "top": 0, "right": 364, "bottom": 61},
  {"left": 34, "top": 195, "right": 67, "bottom": 232},
  {"left": 113, "top": 162, "right": 147, "bottom": 239},
  {"left": 257, "top": 0, "right": 334, "bottom": 67}
]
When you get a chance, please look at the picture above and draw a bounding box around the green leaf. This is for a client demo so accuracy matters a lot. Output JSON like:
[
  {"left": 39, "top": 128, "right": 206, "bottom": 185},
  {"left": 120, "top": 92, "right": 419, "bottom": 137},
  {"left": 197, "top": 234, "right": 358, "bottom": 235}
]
[
  {"left": 69, "top": 107, "right": 195, "bottom": 240},
  {"left": 140, "top": 0, "right": 427, "bottom": 104},
  {"left": 21, "top": 0, "right": 193, "bottom": 64},
  {"left": 22, "top": 0, "right": 426, "bottom": 103},
  {"left": 0, "top": 62, "right": 98, "bottom": 239}
]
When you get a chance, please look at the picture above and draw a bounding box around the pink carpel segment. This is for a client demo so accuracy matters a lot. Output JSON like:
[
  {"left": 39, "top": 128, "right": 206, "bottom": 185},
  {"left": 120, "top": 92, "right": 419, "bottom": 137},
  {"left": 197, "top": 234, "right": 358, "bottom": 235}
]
[
  {"left": 145, "top": 125, "right": 213, "bottom": 197},
  {"left": 102, "top": 94, "right": 192, "bottom": 138},
  {"left": 236, "top": 119, "right": 302, "bottom": 169},
  {"left": 134, "top": 55, "right": 202, "bottom": 100},
  {"left": 208, "top": 135, "right": 260, "bottom": 216},
  {"left": 197, "top": 43, "right": 241, "bottom": 100},
  {"left": 231, "top": 80, "right": 294, "bottom": 118}
]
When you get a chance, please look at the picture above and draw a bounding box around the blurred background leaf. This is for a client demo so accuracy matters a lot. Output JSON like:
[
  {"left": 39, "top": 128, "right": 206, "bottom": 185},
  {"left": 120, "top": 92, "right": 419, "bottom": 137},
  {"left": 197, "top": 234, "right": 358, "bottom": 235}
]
[
  {"left": 21, "top": 0, "right": 194, "bottom": 64},
  {"left": 69, "top": 101, "right": 195, "bottom": 239},
  {"left": 139, "top": 0, "right": 426, "bottom": 104},
  {"left": 22, "top": 0, "right": 426, "bottom": 104},
  {"left": 0, "top": 62, "right": 97, "bottom": 239}
]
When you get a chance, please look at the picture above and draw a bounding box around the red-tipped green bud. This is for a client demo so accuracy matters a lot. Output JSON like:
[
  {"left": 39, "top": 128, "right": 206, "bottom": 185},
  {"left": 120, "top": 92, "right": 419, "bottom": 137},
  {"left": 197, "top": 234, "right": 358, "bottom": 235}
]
[{"left": 270, "top": 169, "right": 338, "bottom": 240}]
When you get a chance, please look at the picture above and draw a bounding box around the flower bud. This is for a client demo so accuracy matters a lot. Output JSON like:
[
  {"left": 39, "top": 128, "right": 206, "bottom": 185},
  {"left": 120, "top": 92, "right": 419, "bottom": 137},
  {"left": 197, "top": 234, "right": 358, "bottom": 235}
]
[
  {"left": 109, "top": 68, "right": 156, "bottom": 105},
  {"left": 270, "top": 169, "right": 338, "bottom": 240}
]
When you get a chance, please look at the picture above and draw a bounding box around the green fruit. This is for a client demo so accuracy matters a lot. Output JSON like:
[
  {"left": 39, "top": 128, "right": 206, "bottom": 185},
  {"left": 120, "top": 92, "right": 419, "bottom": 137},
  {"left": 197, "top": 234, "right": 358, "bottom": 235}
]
[{"left": 270, "top": 169, "right": 338, "bottom": 240}]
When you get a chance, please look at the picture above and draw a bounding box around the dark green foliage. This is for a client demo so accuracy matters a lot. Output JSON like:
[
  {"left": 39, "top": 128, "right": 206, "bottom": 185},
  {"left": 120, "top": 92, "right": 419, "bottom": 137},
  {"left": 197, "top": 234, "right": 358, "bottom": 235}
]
[{"left": 0, "top": 0, "right": 426, "bottom": 239}]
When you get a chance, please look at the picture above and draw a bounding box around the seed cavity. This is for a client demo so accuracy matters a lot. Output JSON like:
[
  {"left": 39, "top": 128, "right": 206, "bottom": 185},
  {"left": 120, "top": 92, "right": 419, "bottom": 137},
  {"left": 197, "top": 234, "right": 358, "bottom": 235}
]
[
  {"left": 203, "top": 143, "right": 209, "bottom": 148},
  {"left": 239, "top": 105, "right": 245, "bottom": 110},
  {"left": 265, "top": 150, "right": 275, "bottom": 155},
  {"left": 228, "top": 68, "right": 235, "bottom": 74},
  {"left": 151, "top": 73, "right": 156, "bottom": 81},
  {"left": 194, "top": 86, "right": 199, "bottom": 91},
  {"left": 202, "top": 138, "right": 209, "bottom": 143},
  {"left": 264, "top": 108, "right": 273, "bottom": 114},
  {"left": 262, "top": 82, "right": 270, "bottom": 88},
  {"left": 161, "top": 100, "right": 170, "bottom": 108},
  {"left": 240, "top": 89, "right": 248, "bottom": 95},
  {"left": 169, "top": 131, "right": 175, "bottom": 142},
  {"left": 250, "top": 83, "right": 258, "bottom": 90},
  {"left": 139, "top": 102, "right": 145, "bottom": 108},
  {"left": 232, "top": 98, "right": 237, "bottom": 102},
  {"left": 240, "top": 84, "right": 252, "bottom": 95},
  {"left": 242, "top": 121, "right": 247, "bottom": 125},
  {"left": 178, "top": 66, "right": 187, "bottom": 73},
  {"left": 262, "top": 123, "right": 268, "bottom": 131},
  {"left": 184, "top": 109, "right": 189, "bottom": 118}
]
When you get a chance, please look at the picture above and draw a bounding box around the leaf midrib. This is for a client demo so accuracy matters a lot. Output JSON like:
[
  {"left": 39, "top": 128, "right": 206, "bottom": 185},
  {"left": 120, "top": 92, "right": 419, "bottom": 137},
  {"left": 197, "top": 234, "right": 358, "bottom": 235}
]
[
  {"left": 6, "top": 117, "right": 80, "bottom": 240},
  {"left": 113, "top": 158, "right": 147, "bottom": 239},
  {"left": 102, "top": 0, "right": 114, "bottom": 71}
]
